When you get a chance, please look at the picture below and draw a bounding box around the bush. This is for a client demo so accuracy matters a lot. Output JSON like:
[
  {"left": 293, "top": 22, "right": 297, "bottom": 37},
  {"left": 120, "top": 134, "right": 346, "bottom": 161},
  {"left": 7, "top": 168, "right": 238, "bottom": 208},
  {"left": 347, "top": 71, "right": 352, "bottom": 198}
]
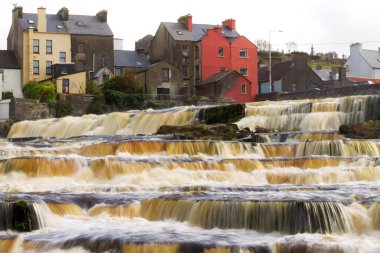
[
  {"left": 22, "top": 81, "right": 56, "bottom": 102},
  {"left": 2, "top": 91, "right": 14, "bottom": 99},
  {"left": 50, "top": 100, "right": 73, "bottom": 118},
  {"left": 102, "top": 76, "right": 143, "bottom": 94},
  {"left": 86, "top": 79, "right": 102, "bottom": 95},
  {"left": 87, "top": 95, "right": 110, "bottom": 115}
]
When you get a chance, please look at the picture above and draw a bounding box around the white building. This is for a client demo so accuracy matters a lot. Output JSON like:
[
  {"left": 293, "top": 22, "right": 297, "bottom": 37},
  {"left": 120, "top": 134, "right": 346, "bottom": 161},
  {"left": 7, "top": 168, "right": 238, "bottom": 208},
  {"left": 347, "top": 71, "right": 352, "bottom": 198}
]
[
  {"left": 345, "top": 43, "right": 380, "bottom": 79},
  {"left": 0, "top": 50, "right": 22, "bottom": 99}
]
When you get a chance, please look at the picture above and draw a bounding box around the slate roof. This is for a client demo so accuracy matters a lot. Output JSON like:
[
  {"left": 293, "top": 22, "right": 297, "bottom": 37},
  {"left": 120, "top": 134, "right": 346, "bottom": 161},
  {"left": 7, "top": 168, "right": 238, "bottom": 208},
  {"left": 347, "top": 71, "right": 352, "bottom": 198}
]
[
  {"left": 200, "top": 70, "right": 250, "bottom": 86},
  {"left": 20, "top": 13, "right": 67, "bottom": 33},
  {"left": 162, "top": 22, "right": 240, "bottom": 41},
  {"left": 64, "top": 15, "right": 113, "bottom": 36},
  {"left": 114, "top": 50, "right": 150, "bottom": 69},
  {"left": 258, "top": 61, "right": 293, "bottom": 83},
  {"left": 360, "top": 49, "right": 380, "bottom": 69},
  {"left": 313, "top": 69, "right": 332, "bottom": 81},
  {"left": 0, "top": 50, "right": 20, "bottom": 69},
  {"left": 19, "top": 13, "right": 113, "bottom": 36}
]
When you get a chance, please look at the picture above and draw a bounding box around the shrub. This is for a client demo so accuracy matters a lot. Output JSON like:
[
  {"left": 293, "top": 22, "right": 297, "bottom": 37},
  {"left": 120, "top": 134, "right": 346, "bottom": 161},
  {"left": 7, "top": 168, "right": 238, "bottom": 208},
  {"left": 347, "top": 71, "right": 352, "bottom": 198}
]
[
  {"left": 86, "top": 79, "right": 102, "bottom": 95},
  {"left": 22, "top": 81, "right": 56, "bottom": 102},
  {"left": 87, "top": 95, "right": 110, "bottom": 115},
  {"left": 2, "top": 91, "right": 14, "bottom": 99}
]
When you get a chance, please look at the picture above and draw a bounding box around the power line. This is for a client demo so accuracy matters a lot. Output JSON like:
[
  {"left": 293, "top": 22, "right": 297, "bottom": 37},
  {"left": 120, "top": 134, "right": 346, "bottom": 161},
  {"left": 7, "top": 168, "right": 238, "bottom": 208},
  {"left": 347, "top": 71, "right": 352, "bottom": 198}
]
[{"left": 272, "top": 40, "right": 380, "bottom": 46}]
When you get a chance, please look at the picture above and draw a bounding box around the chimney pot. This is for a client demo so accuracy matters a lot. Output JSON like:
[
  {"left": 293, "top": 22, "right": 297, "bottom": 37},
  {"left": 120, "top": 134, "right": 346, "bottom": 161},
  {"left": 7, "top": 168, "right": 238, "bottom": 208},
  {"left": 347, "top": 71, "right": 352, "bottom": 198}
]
[
  {"left": 96, "top": 10, "right": 108, "bottom": 22},
  {"left": 222, "top": 18, "right": 236, "bottom": 31},
  {"left": 57, "top": 7, "right": 69, "bottom": 21}
]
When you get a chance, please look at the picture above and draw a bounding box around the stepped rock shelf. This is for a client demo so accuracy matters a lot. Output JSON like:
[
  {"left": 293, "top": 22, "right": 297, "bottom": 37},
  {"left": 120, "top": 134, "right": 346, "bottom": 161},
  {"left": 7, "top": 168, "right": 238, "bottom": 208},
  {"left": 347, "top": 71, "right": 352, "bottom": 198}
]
[{"left": 1, "top": 94, "right": 380, "bottom": 252}]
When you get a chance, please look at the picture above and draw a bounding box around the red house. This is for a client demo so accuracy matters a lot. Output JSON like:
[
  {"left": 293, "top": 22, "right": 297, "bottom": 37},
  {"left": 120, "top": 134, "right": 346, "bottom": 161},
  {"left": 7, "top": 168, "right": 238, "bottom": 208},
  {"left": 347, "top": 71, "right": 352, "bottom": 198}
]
[{"left": 149, "top": 15, "right": 258, "bottom": 102}]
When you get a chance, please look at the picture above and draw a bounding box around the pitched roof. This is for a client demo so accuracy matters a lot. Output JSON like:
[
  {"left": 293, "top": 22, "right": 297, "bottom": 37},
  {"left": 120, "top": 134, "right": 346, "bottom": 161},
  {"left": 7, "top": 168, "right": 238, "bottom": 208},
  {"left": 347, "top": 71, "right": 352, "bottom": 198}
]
[
  {"left": 0, "top": 50, "right": 20, "bottom": 69},
  {"left": 200, "top": 70, "right": 251, "bottom": 86},
  {"left": 162, "top": 22, "right": 239, "bottom": 41},
  {"left": 19, "top": 13, "right": 113, "bottom": 36},
  {"left": 258, "top": 61, "right": 293, "bottom": 83},
  {"left": 64, "top": 15, "right": 113, "bottom": 36},
  {"left": 312, "top": 69, "right": 338, "bottom": 81},
  {"left": 360, "top": 49, "right": 380, "bottom": 69},
  {"left": 20, "top": 13, "right": 67, "bottom": 33},
  {"left": 114, "top": 50, "right": 150, "bottom": 69}
]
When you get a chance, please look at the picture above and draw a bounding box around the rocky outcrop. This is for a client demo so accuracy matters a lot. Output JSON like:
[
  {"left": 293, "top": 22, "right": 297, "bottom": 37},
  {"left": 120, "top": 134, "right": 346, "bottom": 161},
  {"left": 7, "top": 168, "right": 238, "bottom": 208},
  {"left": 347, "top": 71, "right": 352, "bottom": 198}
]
[
  {"left": 157, "top": 124, "right": 253, "bottom": 141},
  {"left": 198, "top": 104, "right": 245, "bottom": 124},
  {"left": 0, "top": 120, "right": 13, "bottom": 138},
  {"left": 339, "top": 121, "right": 380, "bottom": 139}
]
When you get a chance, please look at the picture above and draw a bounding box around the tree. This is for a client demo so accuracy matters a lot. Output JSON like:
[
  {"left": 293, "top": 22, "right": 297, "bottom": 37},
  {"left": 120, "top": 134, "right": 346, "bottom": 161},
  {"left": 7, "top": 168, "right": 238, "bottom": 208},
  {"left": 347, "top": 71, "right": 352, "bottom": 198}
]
[
  {"left": 286, "top": 41, "right": 298, "bottom": 53},
  {"left": 255, "top": 39, "right": 269, "bottom": 51},
  {"left": 22, "top": 81, "right": 56, "bottom": 102}
]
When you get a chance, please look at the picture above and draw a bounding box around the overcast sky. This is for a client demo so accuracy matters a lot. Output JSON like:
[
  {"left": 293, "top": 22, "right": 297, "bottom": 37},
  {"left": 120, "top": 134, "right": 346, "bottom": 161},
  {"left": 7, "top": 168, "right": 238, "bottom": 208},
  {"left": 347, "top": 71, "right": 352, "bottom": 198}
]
[{"left": 1, "top": 0, "right": 380, "bottom": 57}]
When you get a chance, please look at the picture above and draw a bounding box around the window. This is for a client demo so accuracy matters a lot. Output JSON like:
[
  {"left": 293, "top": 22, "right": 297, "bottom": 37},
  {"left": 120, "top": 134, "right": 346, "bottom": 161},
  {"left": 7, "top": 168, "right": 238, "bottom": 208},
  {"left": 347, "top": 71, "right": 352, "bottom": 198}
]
[
  {"left": 61, "top": 67, "right": 67, "bottom": 75},
  {"left": 218, "top": 47, "right": 224, "bottom": 57},
  {"left": 162, "top": 68, "right": 169, "bottom": 82},
  {"left": 195, "top": 65, "right": 199, "bottom": 80},
  {"left": 115, "top": 68, "right": 121, "bottom": 76},
  {"left": 241, "top": 83, "right": 247, "bottom": 94},
  {"left": 77, "top": 61, "right": 85, "bottom": 72},
  {"left": 59, "top": 52, "right": 66, "bottom": 63},
  {"left": 176, "top": 31, "right": 183, "bottom": 35},
  {"left": 195, "top": 45, "right": 199, "bottom": 59},
  {"left": 101, "top": 55, "right": 106, "bottom": 67},
  {"left": 46, "top": 40, "right": 52, "bottom": 54},
  {"left": 157, "top": 88, "right": 170, "bottom": 100},
  {"left": 182, "top": 64, "right": 189, "bottom": 79},
  {"left": 33, "top": 39, "right": 39, "bottom": 53},
  {"left": 240, "top": 67, "right": 248, "bottom": 76},
  {"left": 182, "top": 45, "right": 188, "bottom": 57},
  {"left": 62, "top": 79, "right": 69, "bottom": 94},
  {"left": 292, "top": 83, "right": 297, "bottom": 92},
  {"left": 220, "top": 67, "right": 225, "bottom": 72},
  {"left": 33, "top": 60, "right": 39, "bottom": 74},
  {"left": 78, "top": 43, "right": 85, "bottom": 53},
  {"left": 240, "top": 49, "right": 248, "bottom": 58},
  {"left": 46, "top": 61, "right": 52, "bottom": 75}
]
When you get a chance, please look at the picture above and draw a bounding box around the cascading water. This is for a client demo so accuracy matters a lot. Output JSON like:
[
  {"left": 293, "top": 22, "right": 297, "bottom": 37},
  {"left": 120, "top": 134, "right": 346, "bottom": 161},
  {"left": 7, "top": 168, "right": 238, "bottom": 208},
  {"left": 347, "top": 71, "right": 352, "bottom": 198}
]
[{"left": 1, "top": 94, "right": 380, "bottom": 252}]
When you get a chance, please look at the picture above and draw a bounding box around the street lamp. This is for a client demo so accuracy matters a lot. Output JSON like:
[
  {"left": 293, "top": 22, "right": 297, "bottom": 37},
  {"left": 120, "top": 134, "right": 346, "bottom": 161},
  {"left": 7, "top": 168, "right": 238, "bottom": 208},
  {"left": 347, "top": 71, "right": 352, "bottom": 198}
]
[{"left": 268, "top": 30, "right": 283, "bottom": 93}]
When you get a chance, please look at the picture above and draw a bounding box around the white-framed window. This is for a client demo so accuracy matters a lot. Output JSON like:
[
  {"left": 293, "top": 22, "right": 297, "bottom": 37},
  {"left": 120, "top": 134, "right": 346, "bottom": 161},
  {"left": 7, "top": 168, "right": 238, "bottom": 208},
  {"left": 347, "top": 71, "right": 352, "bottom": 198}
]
[
  {"left": 59, "top": 52, "right": 66, "bottom": 63},
  {"left": 46, "top": 61, "right": 52, "bottom": 75},
  {"left": 240, "top": 49, "right": 248, "bottom": 58},
  {"left": 46, "top": 40, "right": 52, "bottom": 54},
  {"left": 241, "top": 83, "right": 247, "bottom": 94},
  {"left": 33, "top": 39, "right": 39, "bottom": 53},
  {"left": 33, "top": 60, "right": 39, "bottom": 74},
  {"left": 218, "top": 47, "right": 224, "bottom": 57},
  {"left": 115, "top": 68, "right": 121, "bottom": 76},
  {"left": 240, "top": 67, "right": 248, "bottom": 76}
]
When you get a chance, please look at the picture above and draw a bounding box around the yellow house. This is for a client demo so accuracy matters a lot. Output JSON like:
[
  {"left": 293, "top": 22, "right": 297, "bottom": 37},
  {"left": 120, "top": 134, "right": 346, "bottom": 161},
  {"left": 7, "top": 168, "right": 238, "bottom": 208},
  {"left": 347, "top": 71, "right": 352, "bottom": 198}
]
[
  {"left": 56, "top": 72, "right": 86, "bottom": 94},
  {"left": 8, "top": 7, "right": 86, "bottom": 94}
]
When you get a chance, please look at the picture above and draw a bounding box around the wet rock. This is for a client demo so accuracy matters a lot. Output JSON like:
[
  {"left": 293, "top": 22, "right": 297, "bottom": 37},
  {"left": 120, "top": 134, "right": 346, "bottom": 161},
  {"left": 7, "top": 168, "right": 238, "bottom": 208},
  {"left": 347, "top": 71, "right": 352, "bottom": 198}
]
[
  {"left": 0, "top": 200, "right": 40, "bottom": 232},
  {"left": 198, "top": 104, "right": 245, "bottom": 124},
  {"left": 0, "top": 120, "right": 13, "bottom": 138},
  {"left": 156, "top": 124, "right": 254, "bottom": 141},
  {"left": 339, "top": 121, "right": 380, "bottom": 139}
]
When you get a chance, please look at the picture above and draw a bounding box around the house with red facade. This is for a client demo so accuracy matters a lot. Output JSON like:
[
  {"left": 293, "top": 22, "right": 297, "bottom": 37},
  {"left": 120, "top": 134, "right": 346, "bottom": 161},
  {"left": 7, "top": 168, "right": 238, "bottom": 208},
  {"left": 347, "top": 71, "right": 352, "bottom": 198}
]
[{"left": 149, "top": 14, "right": 258, "bottom": 103}]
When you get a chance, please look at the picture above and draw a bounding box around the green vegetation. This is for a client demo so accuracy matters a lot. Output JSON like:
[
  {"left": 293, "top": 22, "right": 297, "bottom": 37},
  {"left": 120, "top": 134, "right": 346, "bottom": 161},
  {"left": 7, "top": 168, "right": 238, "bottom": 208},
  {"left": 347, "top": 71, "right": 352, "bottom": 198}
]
[
  {"left": 308, "top": 61, "right": 341, "bottom": 70},
  {"left": 2, "top": 91, "right": 14, "bottom": 100},
  {"left": 86, "top": 79, "right": 102, "bottom": 95},
  {"left": 22, "top": 81, "right": 56, "bottom": 103},
  {"left": 52, "top": 100, "right": 73, "bottom": 118},
  {"left": 87, "top": 76, "right": 145, "bottom": 114},
  {"left": 12, "top": 200, "right": 37, "bottom": 232}
]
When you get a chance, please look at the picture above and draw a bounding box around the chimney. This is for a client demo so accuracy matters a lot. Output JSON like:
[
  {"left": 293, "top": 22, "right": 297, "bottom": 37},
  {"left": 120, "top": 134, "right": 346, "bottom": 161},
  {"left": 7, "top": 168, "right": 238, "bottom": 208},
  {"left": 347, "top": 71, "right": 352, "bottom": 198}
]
[
  {"left": 222, "top": 18, "right": 236, "bottom": 31},
  {"left": 214, "top": 25, "right": 222, "bottom": 36},
  {"left": 57, "top": 7, "right": 69, "bottom": 21},
  {"left": 178, "top": 14, "right": 192, "bottom": 32},
  {"left": 12, "top": 6, "right": 23, "bottom": 19},
  {"left": 96, "top": 10, "right": 108, "bottom": 22},
  {"left": 338, "top": 67, "right": 346, "bottom": 82},
  {"left": 37, "top": 7, "right": 46, "bottom": 32},
  {"left": 350, "top": 43, "right": 362, "bottom": 55}
]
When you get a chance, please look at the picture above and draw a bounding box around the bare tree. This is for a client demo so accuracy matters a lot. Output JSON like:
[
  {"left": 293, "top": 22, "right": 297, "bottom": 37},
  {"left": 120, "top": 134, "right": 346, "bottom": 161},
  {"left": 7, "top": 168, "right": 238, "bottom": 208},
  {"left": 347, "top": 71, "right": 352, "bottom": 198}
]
[
  {"left": 285, "top": 41, "right": 298, "bottom": 53},
  {"left": 255, "top": 39, "right": 269, "bottom": 51}
]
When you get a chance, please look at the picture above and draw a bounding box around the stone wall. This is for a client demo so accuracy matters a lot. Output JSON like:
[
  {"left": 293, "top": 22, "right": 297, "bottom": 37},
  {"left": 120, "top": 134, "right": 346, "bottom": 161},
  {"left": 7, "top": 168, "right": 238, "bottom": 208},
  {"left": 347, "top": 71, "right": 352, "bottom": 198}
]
[
  {"left": 256, "top": 85, "right": 380, "bottom": 101},
  {"left": 66, "top": 95, "right": 94, "bottom": 116},
  {"left": 9, "top": 98, "right": 52, "bottom": 122}
]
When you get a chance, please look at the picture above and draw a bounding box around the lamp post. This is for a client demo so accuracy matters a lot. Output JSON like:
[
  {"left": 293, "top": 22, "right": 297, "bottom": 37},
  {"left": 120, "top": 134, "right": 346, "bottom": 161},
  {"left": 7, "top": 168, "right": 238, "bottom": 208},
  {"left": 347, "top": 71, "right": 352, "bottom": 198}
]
[{"left": 268, "top": 30, "right": 282, "bottom": 93}]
